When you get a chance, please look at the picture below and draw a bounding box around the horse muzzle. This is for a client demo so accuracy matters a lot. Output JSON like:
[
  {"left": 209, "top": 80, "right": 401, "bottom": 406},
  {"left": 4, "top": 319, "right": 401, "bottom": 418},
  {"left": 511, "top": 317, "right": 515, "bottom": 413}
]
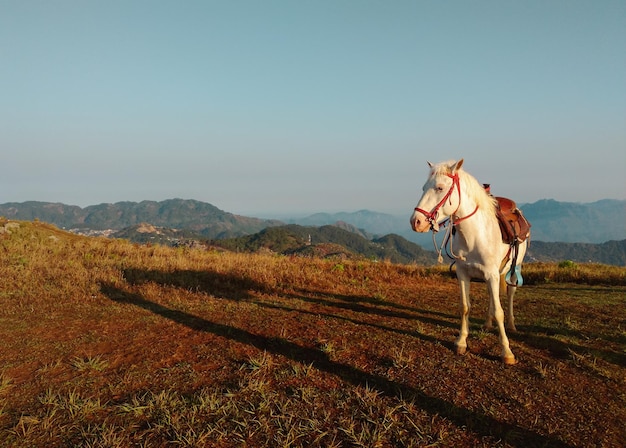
[{"left": 410, "top": 211, "right": 437, "bottom": 233}]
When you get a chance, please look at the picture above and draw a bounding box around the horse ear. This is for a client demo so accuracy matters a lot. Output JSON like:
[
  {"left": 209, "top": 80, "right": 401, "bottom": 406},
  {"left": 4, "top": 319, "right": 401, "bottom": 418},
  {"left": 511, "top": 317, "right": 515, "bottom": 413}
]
[
  {"left": 454, "top": 159, "right": 464, "bottom": 171},
  {"left": 427, "top": 161, "right": 434, "bottom": 168}
]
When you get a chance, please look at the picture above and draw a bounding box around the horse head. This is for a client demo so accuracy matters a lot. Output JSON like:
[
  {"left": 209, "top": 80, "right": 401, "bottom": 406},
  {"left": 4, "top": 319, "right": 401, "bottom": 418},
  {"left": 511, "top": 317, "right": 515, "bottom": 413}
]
[{"left": 410, "top": 159, "right": 464, "bottom": 233}]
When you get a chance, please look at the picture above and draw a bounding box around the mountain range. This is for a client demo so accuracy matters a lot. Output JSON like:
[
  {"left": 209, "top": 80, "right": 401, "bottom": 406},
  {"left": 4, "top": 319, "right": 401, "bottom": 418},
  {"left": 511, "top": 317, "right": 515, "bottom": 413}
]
[
  {"left": 0, "top": 199, "right": 282, "bottom": 239},
  {"left": 287, "top": 199, "right": 626, "bottom": 246},
  {"left": 1, "top": 198, "right": 624, "bottom": 265}
]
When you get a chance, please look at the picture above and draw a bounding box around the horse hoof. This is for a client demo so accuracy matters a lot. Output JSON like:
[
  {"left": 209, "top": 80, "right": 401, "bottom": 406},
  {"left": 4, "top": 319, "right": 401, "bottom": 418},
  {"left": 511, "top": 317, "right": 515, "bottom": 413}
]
[
  {"left": 456, "top": 346, "right": 467, "bottom": 356},
  {"left": 502, "top": 355, "right": 517, "bottom": 365}
]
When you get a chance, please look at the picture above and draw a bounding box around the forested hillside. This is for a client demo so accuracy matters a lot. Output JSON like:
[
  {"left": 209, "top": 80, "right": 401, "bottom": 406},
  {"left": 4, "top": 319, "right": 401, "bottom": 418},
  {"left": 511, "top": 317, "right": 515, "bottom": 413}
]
[{"left": 209, "top": 224, "right": 438, "bottom": 265}]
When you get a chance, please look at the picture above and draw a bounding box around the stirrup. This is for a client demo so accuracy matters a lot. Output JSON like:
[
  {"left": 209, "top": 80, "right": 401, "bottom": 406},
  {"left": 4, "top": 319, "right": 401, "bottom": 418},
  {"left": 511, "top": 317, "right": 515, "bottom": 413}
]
[{"left": 505, "top": 265, "right": 523, "bottom": 286}]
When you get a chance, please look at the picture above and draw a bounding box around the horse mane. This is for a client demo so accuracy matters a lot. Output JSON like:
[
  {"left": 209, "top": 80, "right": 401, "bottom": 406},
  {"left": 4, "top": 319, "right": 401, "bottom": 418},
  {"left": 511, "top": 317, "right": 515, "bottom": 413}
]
[
  {"left": 458, "top": 168, "right": 498, "bottom": 214},
  {"left": 430, "top": 160, "right": 497, "bottom": 214}
]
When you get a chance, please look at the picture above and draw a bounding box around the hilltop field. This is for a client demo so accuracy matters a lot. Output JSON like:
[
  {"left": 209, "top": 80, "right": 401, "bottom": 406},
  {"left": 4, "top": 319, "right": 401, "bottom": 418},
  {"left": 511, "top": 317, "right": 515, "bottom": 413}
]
[{"left": 1, "top": 220, "right": 625, "bottom": 447}]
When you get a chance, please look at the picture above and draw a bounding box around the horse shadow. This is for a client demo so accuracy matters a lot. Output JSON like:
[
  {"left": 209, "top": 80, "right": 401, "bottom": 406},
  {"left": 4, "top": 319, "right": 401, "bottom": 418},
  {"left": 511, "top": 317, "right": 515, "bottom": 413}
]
[
  {"left": 123, "top": 267, "right": 465, "bottom": 328},
  {"left": 100, "top": 277, "right": 572, "bottom": 448},
  {"left": 121, "top": 267, "right": 502, "bottom": 359},
  {"left": 254, "top": 299, "right": 455, "bottom": 352},
  {"left": 513, "top": 326, "right": 626, "bottom": 368},
  {"left": 122, "top": 267, "right": 624, "bottom": 368},
  {"left": 282, "top": 288, "right": 463, "bottom": 330},
  {"left": 122, "top": 267, "right": 263, "bottom": 301}
]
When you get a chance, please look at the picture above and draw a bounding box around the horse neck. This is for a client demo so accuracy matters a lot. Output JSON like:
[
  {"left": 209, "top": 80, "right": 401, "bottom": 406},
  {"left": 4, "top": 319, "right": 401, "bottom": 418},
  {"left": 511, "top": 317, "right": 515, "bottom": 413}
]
[{"left": 453, "top": 190, "right": 498, "bottom": 246}]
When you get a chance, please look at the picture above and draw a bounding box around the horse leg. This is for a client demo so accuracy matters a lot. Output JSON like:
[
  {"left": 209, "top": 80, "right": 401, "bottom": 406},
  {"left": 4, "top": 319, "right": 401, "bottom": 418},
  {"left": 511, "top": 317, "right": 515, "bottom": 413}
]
[
  {"left": 506, "top": 240, "right": 527, "bottom": 332},
  {"left": 455, "top": 275, "right": 471, "bottom": 356},
  {"left": 484, "top": 301, "right": 494, "bottom": 330},
  {"left": 485, "top": 275, "right": 506, "bottom": 330},
  {"left": 486, "top": 273, "right": 516, "bottom": 364},
  {"left": 506, "top": 283, "right": 517, "bottom": 332}
]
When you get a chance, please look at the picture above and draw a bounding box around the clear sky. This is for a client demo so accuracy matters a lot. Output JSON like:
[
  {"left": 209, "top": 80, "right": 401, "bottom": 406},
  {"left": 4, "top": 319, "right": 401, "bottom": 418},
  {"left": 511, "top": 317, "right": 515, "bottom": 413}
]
[{"left": 2, "top": 1, "right": 625, "bottom": 216}]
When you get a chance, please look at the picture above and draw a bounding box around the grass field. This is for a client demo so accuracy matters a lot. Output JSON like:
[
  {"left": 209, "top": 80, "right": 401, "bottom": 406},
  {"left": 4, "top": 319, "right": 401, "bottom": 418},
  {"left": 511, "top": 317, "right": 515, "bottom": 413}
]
[{"left": 1, "top": 219, "right": 625, "bottom": 447}]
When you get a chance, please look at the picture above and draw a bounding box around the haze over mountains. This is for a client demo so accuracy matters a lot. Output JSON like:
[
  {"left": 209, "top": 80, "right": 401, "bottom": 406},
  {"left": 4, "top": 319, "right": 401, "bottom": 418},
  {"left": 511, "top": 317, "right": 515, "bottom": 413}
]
[
  {"left": 1, "top": 198, "right": 624, "bottom": 265},
  {"left": 287, "top": 199, "right": 626, "bottom": 246}
]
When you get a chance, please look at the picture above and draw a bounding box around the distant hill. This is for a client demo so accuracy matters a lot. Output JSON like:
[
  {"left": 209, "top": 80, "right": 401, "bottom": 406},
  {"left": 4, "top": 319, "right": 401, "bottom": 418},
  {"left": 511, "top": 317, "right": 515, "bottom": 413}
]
[
  {"left": 289, "top": 200, "right": 626, "bottom": 245},
  {"left": 0, "top": 199, "right": 282, "bottom": 239},
  {"left": 288, "top": 210, "right": 433, "bottom": 247},
  {"left": 519, "top": 199, "right": 626, "bottom": 243},
  {"left": 291, "top": 210, "right": 402, "bottom": 236},
  {"left": 526, "top": 240, "right": 626, "bottom": 266},
  {"left": 110, "top": 223, "right": 204, "bottom": 246},
  {"left": 209, "top": 224, "right": 438, "bottom": 265}
]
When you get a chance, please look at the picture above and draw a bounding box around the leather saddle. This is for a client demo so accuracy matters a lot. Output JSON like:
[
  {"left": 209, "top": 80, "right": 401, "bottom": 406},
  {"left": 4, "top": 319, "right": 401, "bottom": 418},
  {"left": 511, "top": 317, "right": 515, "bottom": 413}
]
[{"left": 495, "top": 197, "right": 531, "bottom": 245}]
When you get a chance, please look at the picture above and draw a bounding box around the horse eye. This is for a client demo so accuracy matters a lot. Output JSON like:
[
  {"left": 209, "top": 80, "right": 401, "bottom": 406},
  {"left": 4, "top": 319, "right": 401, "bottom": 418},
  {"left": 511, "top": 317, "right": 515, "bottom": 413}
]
[{"left": 436, "top": 186, "right": 444, "bottom": 192}]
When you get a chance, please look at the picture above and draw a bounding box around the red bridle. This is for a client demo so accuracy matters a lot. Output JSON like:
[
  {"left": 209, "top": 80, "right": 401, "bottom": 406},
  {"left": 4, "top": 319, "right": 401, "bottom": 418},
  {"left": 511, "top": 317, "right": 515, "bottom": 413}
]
[{"left": 414, "top": 172, "right": 478, "bottom": 232}]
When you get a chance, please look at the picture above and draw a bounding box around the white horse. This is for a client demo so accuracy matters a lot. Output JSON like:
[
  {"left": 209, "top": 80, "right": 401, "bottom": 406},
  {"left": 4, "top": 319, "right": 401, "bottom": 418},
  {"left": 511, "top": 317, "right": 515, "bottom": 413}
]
[{"left": 410, "top": 159, "right": 527, "bottom": 364}]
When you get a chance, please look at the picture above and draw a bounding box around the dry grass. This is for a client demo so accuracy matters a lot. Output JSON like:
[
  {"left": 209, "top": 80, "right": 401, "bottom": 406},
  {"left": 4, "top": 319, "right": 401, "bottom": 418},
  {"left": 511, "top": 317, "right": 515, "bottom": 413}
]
[
  {"left": 522, "top": 261, "right": 625, "bottom": 286},
  {"left": 1, "top": 219, "right": 625, "bottom": 447}
]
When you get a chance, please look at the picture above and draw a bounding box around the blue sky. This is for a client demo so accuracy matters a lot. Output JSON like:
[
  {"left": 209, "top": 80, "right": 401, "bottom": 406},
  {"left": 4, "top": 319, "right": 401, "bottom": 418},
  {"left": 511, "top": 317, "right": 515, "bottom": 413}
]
[{"left": 2, "top": 1, "right": 625, "bottom": 216}]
